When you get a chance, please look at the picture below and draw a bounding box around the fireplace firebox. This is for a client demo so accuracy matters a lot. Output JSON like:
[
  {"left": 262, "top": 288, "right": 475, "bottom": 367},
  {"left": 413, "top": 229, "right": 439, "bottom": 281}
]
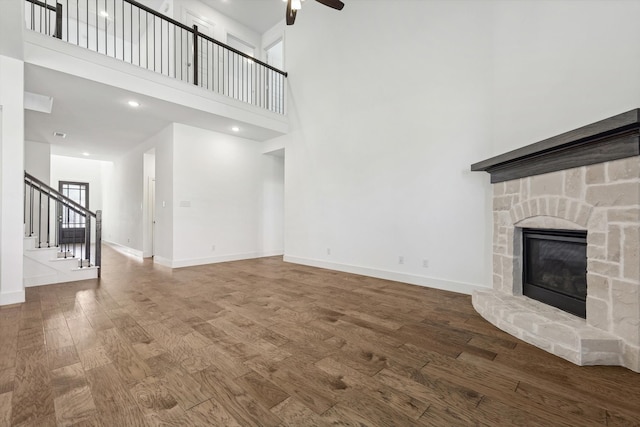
[{"left": 522, "top": 228, "right": 587, "bottom": 318}]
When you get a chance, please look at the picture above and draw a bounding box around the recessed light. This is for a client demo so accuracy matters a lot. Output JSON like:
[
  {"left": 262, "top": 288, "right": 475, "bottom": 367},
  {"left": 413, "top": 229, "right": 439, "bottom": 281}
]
[
  {"left": 128, "top": 100, "right": 140, "bottom": 107},
  {"left": 99, "top": 10, "right": 109, "bottom": 17},
  {"left": 82, "top": 152, "right": 90, "bottom": 156},
  {"left": 53, "top": 131, "right": 66, "bottom": 138},
  {"left": 231, "top": 126, "right": 240, "bottom": 132}
]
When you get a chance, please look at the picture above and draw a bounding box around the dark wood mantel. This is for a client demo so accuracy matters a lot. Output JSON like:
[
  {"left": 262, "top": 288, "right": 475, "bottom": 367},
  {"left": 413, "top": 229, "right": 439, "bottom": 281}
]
[{"left": 471, "top": 109, "right": 640, "bottom": 183}]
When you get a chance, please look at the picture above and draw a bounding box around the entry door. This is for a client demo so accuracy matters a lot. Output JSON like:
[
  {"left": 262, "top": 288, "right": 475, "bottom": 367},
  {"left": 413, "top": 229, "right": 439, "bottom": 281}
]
[{"left": 59, "top": 181, "right": 89, "bottom": 245}]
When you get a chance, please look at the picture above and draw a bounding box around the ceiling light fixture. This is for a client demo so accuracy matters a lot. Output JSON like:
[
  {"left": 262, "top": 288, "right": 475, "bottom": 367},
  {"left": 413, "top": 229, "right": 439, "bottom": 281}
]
[
  {"left": 128, "top": 100, "right": 140, "bottom": 107},
  {"left": 232, "top": 126, "right": 240, "bottom": 132},
  {"left": 99, "top": 10, "right": 109, "bottom": 17},
  {"left": 82, "top": 152, "right": 90, "bottom": 156},
  {"left": 53, "top": 131, "right": 66, "bottom": 138}
]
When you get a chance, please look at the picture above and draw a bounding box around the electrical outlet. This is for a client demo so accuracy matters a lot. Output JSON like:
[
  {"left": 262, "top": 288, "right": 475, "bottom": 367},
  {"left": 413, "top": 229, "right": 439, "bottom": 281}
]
[
  {"left": 327, "top": 248, "right": 331, "bottom": 255},
  {"left": 399, "top": 256, "right": 404, "bottom": 265},
  {"left": 423, "top": 259, "right": 429, "bottom": 268}
]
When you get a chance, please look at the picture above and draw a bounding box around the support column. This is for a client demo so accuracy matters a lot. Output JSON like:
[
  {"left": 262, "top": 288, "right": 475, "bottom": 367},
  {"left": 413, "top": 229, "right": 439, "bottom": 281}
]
[{"left": 0, "top": 55, "right": 25, "bottom": 305}]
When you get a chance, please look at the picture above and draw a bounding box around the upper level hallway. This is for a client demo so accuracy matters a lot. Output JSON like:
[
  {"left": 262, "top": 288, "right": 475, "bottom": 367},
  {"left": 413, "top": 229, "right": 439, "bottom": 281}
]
[{"left": 21, "top": 0, "right": 289, "bottom": 161}]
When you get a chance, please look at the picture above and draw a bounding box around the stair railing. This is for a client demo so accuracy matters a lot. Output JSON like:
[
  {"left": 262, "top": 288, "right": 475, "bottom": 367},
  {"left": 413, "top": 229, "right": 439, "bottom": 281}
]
[
  {"left": 24, "top": 0, "right": 288, "bottom": 115},
  {"left": 24, "top": 171, "right": 102, "bottom": 277}
]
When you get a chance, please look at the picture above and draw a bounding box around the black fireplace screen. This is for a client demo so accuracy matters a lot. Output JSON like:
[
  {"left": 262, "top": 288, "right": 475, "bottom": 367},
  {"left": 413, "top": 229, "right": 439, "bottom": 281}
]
[{"left": 522, "top": 228, "right": 587, "bottom": 318}]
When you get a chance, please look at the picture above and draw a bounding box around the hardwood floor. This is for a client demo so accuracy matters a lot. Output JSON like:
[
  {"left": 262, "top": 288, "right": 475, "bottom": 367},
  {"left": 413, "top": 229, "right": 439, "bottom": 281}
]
[{"left": 2, "top": 245, "right": 640, "bottom": 426}]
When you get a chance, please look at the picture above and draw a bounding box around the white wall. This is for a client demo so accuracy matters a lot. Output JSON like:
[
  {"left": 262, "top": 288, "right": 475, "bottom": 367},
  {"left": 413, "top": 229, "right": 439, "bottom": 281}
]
[
  {"left": 490, "top": 0, "right": 640, "bottom": 155},
  {"left": 25, "top": 140, "right": 50, "bottom": 183},
  {"left": 260, "top": 152, "right": 284, "bottom": 256},
  {"left": 103, "top": 125, "right": 172, "bottom": 259},
  {"left": 50, "top": 155, "right": 111, "bottom": 212},
  {"left": 104, "top": 122, "right": 283, "bottom": 266},
  {"left": 262, "top": 20, "right": 285, "bottom": 67},
  {"left": 170, "top": 123, "right": 283, "bottom": 267},
  {"left": 153, "top": 127, "right": 174, "bottom": 263},
  {"left": 276, "top": 0, "right": 640, "bottom": 295},
  {"left": 1, "top": 0, "right": 24, "bottom": 59},
  {"left": 276, "top": 0, "right": 494, "bottom": 293},
  {"left": 173, "top": 0, "right": 261, "bottom": 54}
]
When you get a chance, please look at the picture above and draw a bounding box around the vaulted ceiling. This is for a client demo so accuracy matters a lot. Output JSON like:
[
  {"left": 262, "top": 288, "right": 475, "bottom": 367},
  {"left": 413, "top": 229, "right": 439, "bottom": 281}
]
[{"left": 198, "top": 0, "right": 285, "bottom": 33}]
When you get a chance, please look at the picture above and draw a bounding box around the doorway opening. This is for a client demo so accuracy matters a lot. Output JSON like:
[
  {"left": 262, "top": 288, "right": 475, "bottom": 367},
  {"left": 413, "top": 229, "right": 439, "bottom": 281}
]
[{"left": 143, "top": 150, "right": 156, "bottom": 258}]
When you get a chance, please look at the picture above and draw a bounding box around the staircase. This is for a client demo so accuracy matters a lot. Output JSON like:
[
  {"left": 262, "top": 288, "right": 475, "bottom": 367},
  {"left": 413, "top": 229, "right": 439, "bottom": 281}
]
[
  {"left": 23, "top": 172, "right": 102, "bottom": 287},
  {"left": 23, "top": 236, "right": 98, "bottom": 286}
]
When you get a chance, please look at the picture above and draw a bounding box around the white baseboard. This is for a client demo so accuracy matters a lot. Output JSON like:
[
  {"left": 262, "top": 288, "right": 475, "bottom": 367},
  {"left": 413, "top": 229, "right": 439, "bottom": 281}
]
[
  {"left": 283, "top": 256, "right": 486, "bottom": 295},
  {"left": 259, "top": 250, "right": 285, "bottom": 258},
  {"left": 152, "top": 256, "right": 172, "bottom": 268},
  {"left": 0, "top": 289, "right": 25, "bottom": 306},
  {"left": 158, "top": 251, "right": 284, "bottom": 269},
  {"left": 103, "top": 241, "right": 144, "bottom": 260}
]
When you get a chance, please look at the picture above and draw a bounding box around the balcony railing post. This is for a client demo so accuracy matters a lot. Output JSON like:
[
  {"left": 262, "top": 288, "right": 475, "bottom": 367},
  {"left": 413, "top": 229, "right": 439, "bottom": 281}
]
[
  {"left": 192, "top": 24, "right": 198, "bottom": 86},
  {"left": 96, "top": 210, "right": 102, "bottom": 277},
  {"left": 54, "top": 3, "right": 62, "bottom": 39}
]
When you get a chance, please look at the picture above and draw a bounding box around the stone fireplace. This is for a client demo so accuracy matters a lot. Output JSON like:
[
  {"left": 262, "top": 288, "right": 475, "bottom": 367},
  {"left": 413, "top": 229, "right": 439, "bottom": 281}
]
[{"left": 471, "top": 109, "right": 640, "bottom": 372}]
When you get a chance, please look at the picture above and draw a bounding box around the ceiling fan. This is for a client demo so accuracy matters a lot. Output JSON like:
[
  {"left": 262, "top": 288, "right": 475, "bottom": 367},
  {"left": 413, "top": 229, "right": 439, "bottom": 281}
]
[{"left": 286, "top": 0, "right": 345, "bottom": 26}]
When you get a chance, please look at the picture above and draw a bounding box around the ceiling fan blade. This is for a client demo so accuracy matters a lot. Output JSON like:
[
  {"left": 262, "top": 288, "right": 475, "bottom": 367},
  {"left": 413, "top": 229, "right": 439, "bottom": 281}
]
[
  {"left": 315, "top": 0, "right": 345, "bottom": 11},
  {"left": 286, "top": 0, "right": 297, "bottom": 25}
]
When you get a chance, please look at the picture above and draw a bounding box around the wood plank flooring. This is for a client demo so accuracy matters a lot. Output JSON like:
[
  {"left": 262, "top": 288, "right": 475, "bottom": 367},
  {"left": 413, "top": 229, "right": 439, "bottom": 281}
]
[{"left": 2, "top": 245, "right": 640, "bottom": 426}]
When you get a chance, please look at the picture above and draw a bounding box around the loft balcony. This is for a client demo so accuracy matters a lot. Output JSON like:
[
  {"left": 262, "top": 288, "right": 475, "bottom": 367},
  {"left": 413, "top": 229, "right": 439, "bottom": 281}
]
[{"left": 23, "top": 0, "right": 287, "bottom": 119}]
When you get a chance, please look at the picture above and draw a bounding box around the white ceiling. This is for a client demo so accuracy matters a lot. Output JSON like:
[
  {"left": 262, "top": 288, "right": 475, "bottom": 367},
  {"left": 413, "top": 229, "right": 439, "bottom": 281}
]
[
  {"left": 24, "top": 64, "right": 284, "bottom": 161},
  {"left": 198, "top": 0, "right": 286, "bottom": 34}
]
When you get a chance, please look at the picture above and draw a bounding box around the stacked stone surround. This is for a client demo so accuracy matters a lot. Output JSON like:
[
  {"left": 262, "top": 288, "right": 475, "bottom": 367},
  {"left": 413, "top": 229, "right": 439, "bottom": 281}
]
[{"left": 472, "top": 156, "right": 640, "bottom": 372}]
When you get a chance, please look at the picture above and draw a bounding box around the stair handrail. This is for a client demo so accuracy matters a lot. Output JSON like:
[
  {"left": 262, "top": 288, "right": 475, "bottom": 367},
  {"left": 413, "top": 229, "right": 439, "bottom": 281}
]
[{"left": 25, "top": 171, "right": 96, "bottom": 218}]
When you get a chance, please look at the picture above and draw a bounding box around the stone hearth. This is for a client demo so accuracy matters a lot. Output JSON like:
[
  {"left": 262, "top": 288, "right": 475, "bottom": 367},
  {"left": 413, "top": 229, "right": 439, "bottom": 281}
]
[{"left": 471, "top": 110, "right": 640, "bottom": 372}]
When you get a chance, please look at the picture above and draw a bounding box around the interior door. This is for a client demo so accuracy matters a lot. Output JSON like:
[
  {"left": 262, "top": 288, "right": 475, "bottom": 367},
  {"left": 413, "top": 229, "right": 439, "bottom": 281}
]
[
  {"left": 150, "top": 178, "right": 156, "bottom": 256},
  {"left": 265, "top": 39, "right": 283, "bottom": 112},
  {"left": 226, "top": 35, "right": 256, "bottom": 103},
  {"left": 58, "top": 181, "right": 89, "bottom": 245},
  {"left": 184, "top": 11, "right": 214, "bottom": 85}
]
